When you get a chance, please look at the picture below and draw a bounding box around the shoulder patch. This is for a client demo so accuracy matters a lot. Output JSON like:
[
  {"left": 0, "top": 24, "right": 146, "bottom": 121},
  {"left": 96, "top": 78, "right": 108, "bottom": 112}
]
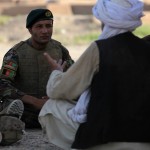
[{"left": 4, "top": 49, "right": 17, "bottom": 61}]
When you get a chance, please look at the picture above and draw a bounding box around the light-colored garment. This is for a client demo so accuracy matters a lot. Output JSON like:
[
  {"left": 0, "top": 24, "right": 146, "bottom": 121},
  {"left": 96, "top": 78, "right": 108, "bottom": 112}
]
[
  {"left": 69, "top": 0, "right": 144, "bottom": 123},
  {"left": 46, "top": 42, "right": 99, "bottom": 100},
  {"left": 67, "top": 88, "right": 91, "bottom": 123},
  {"left": 39, "top": 99, "right": 79, "bottom": 150},
  {"left": 39, "top": 42, "right": 99, "bottom": 150},
  {"left": 39, "top": 0, "right": 149, "bottom": 150},
  {"left": 39, "top": 40, "right": 150, "bottom": 150},
  {"left": 93, "top": 0, "right": 144, "bottom": 40}
]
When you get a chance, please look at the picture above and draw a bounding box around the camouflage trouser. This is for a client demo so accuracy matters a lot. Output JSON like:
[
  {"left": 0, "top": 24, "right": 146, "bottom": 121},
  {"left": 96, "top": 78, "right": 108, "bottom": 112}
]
[{"left": 21, "top": 103, "right": 41, "bottom": 128}]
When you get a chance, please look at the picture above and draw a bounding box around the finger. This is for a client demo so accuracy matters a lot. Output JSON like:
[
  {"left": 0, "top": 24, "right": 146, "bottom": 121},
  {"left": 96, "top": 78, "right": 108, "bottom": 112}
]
[
  {"left": 61, "top": 61, "right": 67, "bottom": 70},
  {"left": 54, "top": 60, "right": 57, "bottom": 63},
  {"left": 43, "top": 52, "right": 55, "bottom": 65},
  {"left": 57, "top": 59, "right": 62, "bottom": 65}
]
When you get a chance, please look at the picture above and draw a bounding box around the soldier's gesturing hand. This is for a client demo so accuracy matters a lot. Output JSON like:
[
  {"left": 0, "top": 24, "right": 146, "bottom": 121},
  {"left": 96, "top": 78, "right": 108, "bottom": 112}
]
[{"left": 44, "top": 52, "right": 67, "bottom": 72}]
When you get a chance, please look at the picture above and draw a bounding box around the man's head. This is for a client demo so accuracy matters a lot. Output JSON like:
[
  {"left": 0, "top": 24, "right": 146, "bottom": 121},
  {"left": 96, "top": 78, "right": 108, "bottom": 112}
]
[
  {"left": 26, "top": 9, "right": 53, "bottom": 28},
  {"left": 92, "top": 0, "right": 144, "bottom": 39},
  {"left": 26, "top": 9, "right": 54, "bottom": 48}
]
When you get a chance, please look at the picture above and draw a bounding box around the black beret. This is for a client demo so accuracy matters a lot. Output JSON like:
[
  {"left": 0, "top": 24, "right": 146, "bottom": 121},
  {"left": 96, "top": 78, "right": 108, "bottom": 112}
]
[{"left": 26, "top": 9, "right": 53, "bottom": 28}]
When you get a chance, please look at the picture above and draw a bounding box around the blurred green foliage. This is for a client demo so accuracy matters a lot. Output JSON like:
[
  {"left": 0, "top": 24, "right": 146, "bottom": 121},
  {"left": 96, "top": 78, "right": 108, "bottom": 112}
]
[
  {"left": 0, "top": 14, "right": 150, "bottom": 45},
  {"left": 74, "top": 25, "right": 150, "bottom": 45},
  {"left": 74, "top": 31, "right": 99, "bottom": 45},
  {"left": 0, "top": 15, "right": 11, "bottom": 25},
  {"left": 134, "top": 25, "right": 150, "bottom": 38}
]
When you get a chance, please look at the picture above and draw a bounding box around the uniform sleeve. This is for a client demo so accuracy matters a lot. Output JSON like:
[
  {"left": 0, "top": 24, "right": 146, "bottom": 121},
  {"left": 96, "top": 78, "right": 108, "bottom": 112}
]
[
  {"left": 0, "top": 49, "right": 18, "bottom": 81},
  {"left": 46, "top": 42, "right": 99, "bottom": 100},
  {"left": 0, "top": 49, "right": 25, "bottom": 100},
  {"left": 60, "top": 44, "right": 75, "bottom": 71}
]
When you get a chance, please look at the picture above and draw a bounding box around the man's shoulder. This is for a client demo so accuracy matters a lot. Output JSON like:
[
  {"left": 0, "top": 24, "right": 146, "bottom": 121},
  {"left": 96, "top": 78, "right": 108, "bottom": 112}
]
[
  {"left": 50, "top": 39, "right": 61, "bottom": 45},
  {"left": 143, "top": 35, "right": 150, "bottom": 42},
  {"left": 11, "top": 41, "right": 27, "bottom": 51}
]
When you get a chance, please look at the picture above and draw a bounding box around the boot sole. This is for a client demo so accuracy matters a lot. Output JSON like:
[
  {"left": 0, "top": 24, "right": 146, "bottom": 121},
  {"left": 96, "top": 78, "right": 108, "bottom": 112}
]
[{"left": 0, "top": 100, "right": 24, "bottom": 119}]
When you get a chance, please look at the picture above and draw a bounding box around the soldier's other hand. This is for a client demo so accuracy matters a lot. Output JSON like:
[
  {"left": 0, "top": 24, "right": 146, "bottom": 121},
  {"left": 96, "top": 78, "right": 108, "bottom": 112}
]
[
  {"left": 21, "top": 95, "right": 47, "bottom": 110},
  {"left": 44, "top": 52, "right": 67, "bottom": 72},
  {"left": 35, "top": 98, "right": 48, "bottom": 110},
  {"left": 42, "top": 96, "right": 49, "bottom": 100}
]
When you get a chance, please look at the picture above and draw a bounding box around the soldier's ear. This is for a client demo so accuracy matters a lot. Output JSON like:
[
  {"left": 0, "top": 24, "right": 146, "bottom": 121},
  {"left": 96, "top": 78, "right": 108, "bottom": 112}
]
[{"left": 28, "top": 28, "right": 32, "bottom": 34}]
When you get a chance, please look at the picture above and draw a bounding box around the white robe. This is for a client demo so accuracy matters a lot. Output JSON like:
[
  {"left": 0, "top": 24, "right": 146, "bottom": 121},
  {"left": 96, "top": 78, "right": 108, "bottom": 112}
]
[
  {"left": 38, "top": 42, "right": 150, "bottom": 150},
  {"left": 39, "top": 0, "right": 148, "bottom": 149}
]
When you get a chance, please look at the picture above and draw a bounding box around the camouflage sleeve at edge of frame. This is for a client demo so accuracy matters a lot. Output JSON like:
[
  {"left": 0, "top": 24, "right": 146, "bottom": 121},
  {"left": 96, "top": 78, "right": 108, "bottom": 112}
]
[
  {"left": 61, "top": 45, "right": 74, "bottom": 71},
  {"left": 0, "top": 49, "right": 19, "bottom": 81},
  {"left": 0, "top": 49, "right": 26, "bottom": 100}
]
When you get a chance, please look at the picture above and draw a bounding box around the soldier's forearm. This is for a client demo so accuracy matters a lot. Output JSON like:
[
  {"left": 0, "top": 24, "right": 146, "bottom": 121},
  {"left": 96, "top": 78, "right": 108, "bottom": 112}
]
[
  {"left": 21, "top": 95, "right": 47, "bottom": 110},
  {"left": 0, "top": 79, "right": 26, "bottom": 100}
]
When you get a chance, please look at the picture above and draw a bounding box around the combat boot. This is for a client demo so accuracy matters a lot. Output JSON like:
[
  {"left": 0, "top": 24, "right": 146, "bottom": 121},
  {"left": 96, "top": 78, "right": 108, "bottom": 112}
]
[{"left": 0, "top": 99, "right": 24, "bottom": 119}]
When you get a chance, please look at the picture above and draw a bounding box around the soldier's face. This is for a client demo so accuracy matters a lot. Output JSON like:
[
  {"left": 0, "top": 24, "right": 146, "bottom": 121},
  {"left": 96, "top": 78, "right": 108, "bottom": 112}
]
[{"left": 29, "top": 20, "right": 53, "bottom": 44}]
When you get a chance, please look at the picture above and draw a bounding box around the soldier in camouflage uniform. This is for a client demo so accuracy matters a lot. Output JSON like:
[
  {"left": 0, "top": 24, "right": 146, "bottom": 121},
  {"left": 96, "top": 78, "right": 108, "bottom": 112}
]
[{"left": 0, "top": 8, "right": 74, "bottom": 144}]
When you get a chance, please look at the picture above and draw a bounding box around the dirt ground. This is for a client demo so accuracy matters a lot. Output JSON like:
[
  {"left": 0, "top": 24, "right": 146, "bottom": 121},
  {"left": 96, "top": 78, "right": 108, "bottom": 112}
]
[{"left": 0, "top": 129, "right": 63, "bottom": 150}]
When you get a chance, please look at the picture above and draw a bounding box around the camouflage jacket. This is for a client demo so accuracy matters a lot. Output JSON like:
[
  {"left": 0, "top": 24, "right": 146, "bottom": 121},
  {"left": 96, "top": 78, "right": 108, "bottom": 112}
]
[{"left": 0, "top": 39, "right": 74, "bottom": 100}]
